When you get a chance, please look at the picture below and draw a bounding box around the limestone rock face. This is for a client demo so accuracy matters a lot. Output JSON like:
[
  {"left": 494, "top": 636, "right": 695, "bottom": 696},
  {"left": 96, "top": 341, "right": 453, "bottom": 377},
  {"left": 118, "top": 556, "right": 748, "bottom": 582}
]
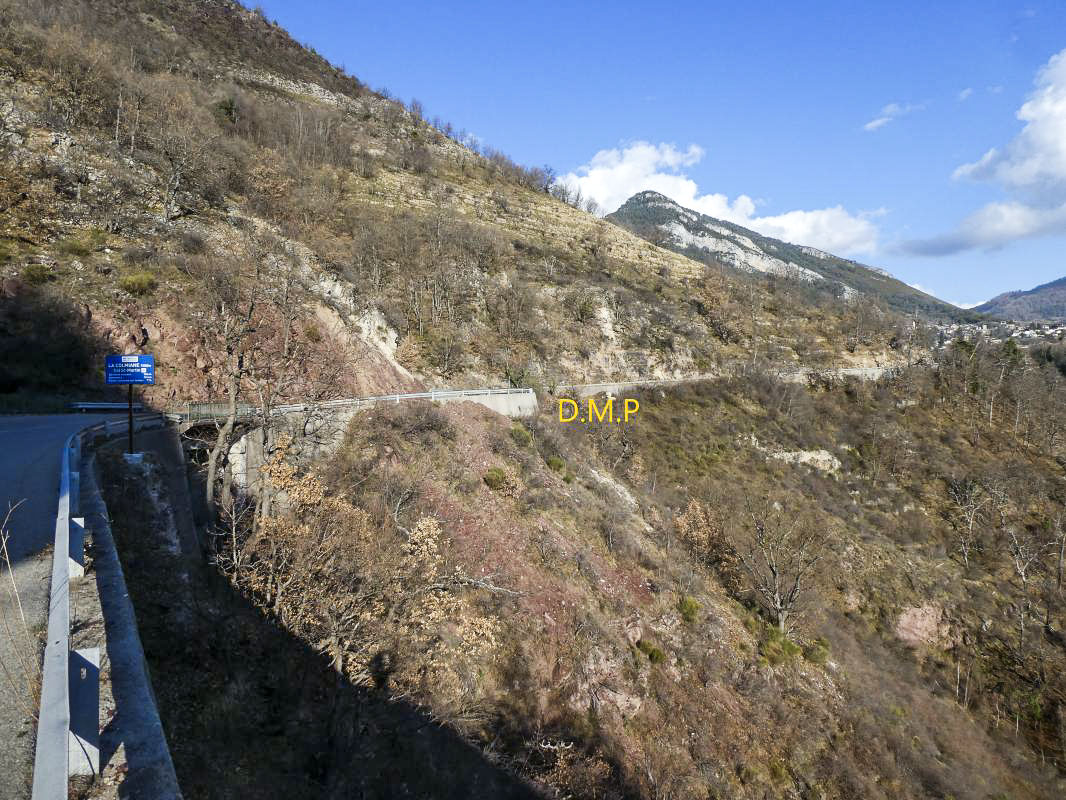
[
  {"left": 569, "top": 646, "right": 642, "bottom": 720},
  {"left": 896, "top": 604, "right": 950, "bottom": 648}
]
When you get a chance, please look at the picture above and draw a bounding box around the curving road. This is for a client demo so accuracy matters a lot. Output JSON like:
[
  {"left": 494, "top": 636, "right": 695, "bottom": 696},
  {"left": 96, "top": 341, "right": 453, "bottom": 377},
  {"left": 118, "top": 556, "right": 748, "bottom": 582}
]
[{"left": 0, "top": 414, "right": 110, "bottom": 800}]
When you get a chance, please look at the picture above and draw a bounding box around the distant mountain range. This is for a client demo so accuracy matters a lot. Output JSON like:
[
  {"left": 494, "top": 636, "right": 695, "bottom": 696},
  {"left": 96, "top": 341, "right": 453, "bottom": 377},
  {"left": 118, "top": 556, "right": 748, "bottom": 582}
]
[
  {"left": 607, "top": 191, "right": 978, "bottom": 321},
  {"left": 975, "top": 275, "right": 1066, "bottom": 321}
]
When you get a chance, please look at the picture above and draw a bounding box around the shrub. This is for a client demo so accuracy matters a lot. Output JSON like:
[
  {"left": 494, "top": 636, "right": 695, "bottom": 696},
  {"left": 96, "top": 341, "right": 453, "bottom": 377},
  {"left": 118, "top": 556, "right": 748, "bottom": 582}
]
[
  {"left": 120, "top": 271, "right": 158, "bottom": 295},
  {"left": 57, "top": 228, "right": 107, "bottom": 257},
  {"left": 179, "top": 230, "right": 207, "bottom": 254},
  {"left": 563, "top": 471, "right": 575, "bottom": 484},
  {"left": 637, "top": 639, "right": 666, "bottom": 664},
  {"left": 122, "top": 244, "right": 155, "bottom": 264},
  {"left": 509, "top": 425, "right": 532, "bottom": 448},
  {"left": 759, "top": 627, "right": 802, "bottom": 666},
  {"left": 678, "top": 596, "right": 701, "bottom": 624},
  {"left": 482, "top": 467, "right": 508, "bottom": 490},
  {"left": 546, "top": 455, "right": 565, "bottom": 472},
  {"left": 21, "top": 263, "right": 52, "bottom": 285},
  {"left": 57, "top": 236, "right": 92, "bottom": 257},
  {"left": 803, "top": 637, "right": 830, "bottom": 665},
  {"left": 768, "top": 759, "right": 789, "bottom": 784}
]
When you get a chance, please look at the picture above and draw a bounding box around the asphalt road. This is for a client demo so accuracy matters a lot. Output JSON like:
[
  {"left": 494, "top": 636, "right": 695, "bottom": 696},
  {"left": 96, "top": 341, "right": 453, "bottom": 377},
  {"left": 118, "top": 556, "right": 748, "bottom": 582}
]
[{"left": 0, "top": 414, "right": 110, "bottom": 800}]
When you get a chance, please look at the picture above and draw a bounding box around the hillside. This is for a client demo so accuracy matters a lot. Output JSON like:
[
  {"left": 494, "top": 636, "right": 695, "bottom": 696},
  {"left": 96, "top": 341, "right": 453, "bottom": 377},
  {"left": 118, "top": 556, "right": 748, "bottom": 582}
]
[
  {"left": 3, "top": 3, "right": 1066, "bottom": 800},
  {"left": 608, "top": 191, "right": 978, "bottom": 322},
  {"left": 0, "top": 1, "right": 917, "bottom": 414},
  {"left": 976, "top": 275, "right": 1066, "bottom": 321}
]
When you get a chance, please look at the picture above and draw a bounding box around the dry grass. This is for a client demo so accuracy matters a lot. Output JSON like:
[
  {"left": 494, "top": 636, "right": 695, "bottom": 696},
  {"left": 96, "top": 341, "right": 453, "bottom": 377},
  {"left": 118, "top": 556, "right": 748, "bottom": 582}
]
[{"left": 0, "top": 500, "right": 41, "bottom": 721}]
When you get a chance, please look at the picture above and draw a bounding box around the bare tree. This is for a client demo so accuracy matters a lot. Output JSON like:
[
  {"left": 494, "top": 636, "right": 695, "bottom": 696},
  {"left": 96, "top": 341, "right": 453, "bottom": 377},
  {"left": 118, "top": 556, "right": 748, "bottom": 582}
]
[
  {"left": 736, "top": 501, "right": 825, "bottom": 633},
  {"left": 1006, "top": 527, "right": 1050, "bottom": 588},
  {"left": 1055, "top": 513, "right": 1065, "bottom": 592},
  {"left": 745, "top": 281, "right": 761, "bottom": 369},
  {"left": 946, "top": 476, "right": 989, "bottom": 568},
  {"left": 190, "top": 239, "right": 265, "bottom": 512}
]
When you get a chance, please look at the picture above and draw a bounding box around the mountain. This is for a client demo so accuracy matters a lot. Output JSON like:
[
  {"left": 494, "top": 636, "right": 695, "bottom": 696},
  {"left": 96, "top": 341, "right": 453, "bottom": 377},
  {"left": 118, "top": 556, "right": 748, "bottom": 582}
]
[
  {"left": 607, "top": 191, "right": 978, "bottom": 321},
  {"left": 0, "top": 0, "right": 920, "bottom": 410},
  {"left": 975, "top": 275, "right": 1066, "bottom": 321}
]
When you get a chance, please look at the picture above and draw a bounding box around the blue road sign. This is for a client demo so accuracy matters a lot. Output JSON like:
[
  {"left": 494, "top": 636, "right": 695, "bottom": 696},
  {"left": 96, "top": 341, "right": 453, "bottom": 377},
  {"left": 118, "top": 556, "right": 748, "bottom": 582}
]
[{"left": 105, "top": 354, "right": 155, "bottom": 385}]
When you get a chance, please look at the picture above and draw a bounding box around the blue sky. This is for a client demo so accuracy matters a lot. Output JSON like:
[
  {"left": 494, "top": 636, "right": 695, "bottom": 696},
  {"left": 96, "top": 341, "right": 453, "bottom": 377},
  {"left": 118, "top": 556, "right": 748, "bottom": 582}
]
[{"left": 257, "top": 1, "right": 1066, "bottom": 307}]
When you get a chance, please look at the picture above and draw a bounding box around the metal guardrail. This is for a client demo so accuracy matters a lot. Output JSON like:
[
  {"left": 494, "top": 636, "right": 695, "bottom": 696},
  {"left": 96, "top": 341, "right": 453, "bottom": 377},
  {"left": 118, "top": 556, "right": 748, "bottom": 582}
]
[
  {"left": 69, "top": 402, "right": 145, "bottom": 412},
  {"left": 31, "top": 413, "right": 166, "bottom": 800},
  {"left": 170, "top": 387, "right": 537, "bottom": 424},
  {"left": 170, "top": 369, "right": 897, "bottom": 425}
]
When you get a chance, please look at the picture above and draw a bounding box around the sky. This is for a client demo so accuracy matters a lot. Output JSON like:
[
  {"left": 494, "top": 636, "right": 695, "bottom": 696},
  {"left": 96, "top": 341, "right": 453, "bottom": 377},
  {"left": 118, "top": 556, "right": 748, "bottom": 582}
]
[{"left": 257, "top": 1, "right": 1066, "bottom": 308}]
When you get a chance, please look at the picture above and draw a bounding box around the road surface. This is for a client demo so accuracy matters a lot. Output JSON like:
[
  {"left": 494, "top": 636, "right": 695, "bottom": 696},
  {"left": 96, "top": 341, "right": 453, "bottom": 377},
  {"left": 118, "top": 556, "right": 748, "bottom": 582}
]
[{"left": 0, "top": 414, "right": 110, "bottom": 800}]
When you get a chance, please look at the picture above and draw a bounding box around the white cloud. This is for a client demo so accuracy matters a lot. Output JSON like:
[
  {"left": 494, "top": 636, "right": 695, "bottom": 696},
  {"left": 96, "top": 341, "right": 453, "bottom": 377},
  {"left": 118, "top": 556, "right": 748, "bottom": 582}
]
[
  {"left": 863, "top": 116, "right": 893, "bottom": 131},
  {"left": 558, "top": 141, "right": 880, "bottom": 255},
  {"left": 955, "top": 51, "right": 1066, "bottom": 195},
  {"left": 903, "top": 49, "right": 1066, "bottom": 255},
  {"left": 901, "top": 200, "right": 1066, "bottom": 254},
  {"left": 863, "top": 101, "right": 922, "bottom": 131},
  {"left": 958, "top": 87, "right": 974, "bottom": 101}
]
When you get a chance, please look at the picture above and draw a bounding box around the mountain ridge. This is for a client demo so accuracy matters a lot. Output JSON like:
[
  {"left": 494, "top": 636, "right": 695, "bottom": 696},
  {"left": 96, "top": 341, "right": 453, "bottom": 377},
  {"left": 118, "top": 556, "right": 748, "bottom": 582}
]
[
  {"left": 607, "top": 191, "right": 980, "bottom": 321},
  {"left": 976, "top": 274, "right": 1066, "bottom": 321}
]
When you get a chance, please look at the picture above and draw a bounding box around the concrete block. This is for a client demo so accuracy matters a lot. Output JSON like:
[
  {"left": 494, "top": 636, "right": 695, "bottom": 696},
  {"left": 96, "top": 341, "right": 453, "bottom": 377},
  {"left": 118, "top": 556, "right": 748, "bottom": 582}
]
[
  {"left": 69, "top": 517, "right": 86, "bottom": 578},
  {"left": 68, "top": 647, "right": 100, "bottom": 778}
]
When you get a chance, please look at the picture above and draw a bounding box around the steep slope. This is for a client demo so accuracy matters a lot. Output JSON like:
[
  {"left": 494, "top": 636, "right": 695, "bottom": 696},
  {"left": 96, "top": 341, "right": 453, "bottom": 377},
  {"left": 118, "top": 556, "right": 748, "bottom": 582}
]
[
  {"left": 608, "top": 191, "right": 978, "bottom": 321},
  {"left": 0, "top": 1, "right": 915, "bottom": 413},
  {"left": 976, "top": 275, "right": 1066, "bottom": 321}
]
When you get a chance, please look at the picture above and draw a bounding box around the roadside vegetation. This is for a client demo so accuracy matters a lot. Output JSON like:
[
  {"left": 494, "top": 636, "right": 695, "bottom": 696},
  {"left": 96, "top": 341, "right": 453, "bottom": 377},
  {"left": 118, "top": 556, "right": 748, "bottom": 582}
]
[{"left": 185, "top": 338, "right": 1066, "bottom": 799}]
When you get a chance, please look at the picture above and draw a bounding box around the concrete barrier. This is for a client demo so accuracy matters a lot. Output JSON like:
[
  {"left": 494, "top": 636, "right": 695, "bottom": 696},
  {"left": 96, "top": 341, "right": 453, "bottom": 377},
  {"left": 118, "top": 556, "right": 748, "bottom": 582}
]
[{"left": 31, "top": 413, "right": 168, "bottom": 800}]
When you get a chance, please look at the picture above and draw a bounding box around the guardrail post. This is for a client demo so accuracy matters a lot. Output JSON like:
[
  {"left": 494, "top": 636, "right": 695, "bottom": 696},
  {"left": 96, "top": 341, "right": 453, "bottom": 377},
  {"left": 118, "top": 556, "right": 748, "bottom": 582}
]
[
  {"left": 69, "top": 517, "right": 86, "bottom": 579},
  {"left": 68, "top": 647, "right": 99, "bottom": 778}
]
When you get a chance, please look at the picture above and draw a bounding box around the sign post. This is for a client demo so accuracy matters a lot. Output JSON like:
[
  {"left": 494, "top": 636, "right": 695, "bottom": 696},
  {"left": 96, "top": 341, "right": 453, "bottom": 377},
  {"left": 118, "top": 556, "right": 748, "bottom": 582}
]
[{"left": 104, "top": 355, "right": 155, "bottom": 454}]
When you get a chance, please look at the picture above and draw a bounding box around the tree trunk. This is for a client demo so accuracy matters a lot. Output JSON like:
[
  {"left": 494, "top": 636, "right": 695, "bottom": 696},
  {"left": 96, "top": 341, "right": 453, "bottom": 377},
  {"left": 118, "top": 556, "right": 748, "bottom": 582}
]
[{"left": 205, "top": 369, "right": 239, "bottom": 514}]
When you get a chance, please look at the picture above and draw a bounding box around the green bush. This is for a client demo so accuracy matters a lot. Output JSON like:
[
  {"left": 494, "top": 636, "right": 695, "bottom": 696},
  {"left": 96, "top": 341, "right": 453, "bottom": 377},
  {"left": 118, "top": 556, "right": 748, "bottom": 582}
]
[
  {"left": 759, "top": 627, "right": 802, "bottom": 666},
  {"left": 563, "top": 471, "right": 575, "bottom": 484},
  {"left": 545, "top": 455, "right": 565, "bottom": 472},
  {"left": 21, "top": 263, "right": 52, "bottom": 285},
  {"left": 509, "top": 425, "right": 532, "bottom": 448},
  {"left": 803, "top": 636, "right": 830, "bottom": 665},
  {"left": 637, "top": 639, "right": 666, "bottom": 664},
  {"left": 678, "top": 596, "right": 701, "bottom": 624},
  {"left": 120, "top": 271, "right": 158, "bottom": 295},
  {"left": 482, "top": 467, "right": 508, "bottom": 490},
  {"left": 57, "top": 228, "right": 107, "bottom": 257},
  {"left": 768, "top": 759, "right": 789, "bottom": 784}
]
